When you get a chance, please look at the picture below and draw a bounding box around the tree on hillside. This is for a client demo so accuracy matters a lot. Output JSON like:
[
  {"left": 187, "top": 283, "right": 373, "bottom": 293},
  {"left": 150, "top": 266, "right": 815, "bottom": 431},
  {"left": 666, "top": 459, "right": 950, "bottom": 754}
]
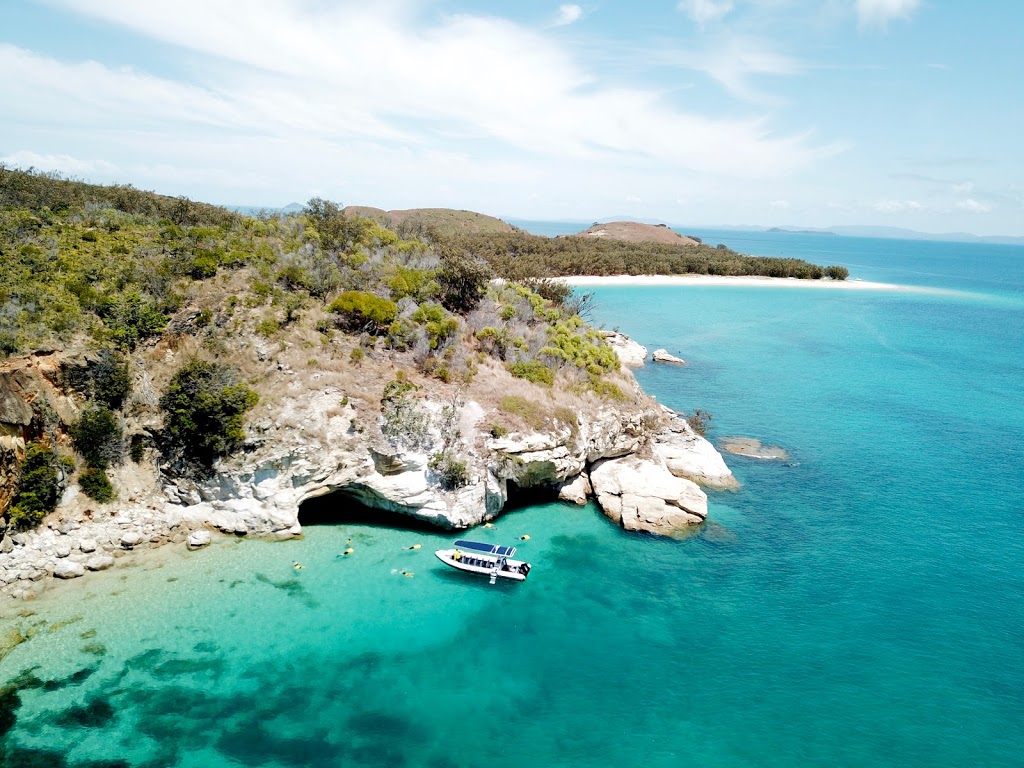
[
  {"left": 437, "top": 252, "right": 491, "bottom": 314},
  {"left": 159, "top": 360, "right": 258, "bottom": 466}
]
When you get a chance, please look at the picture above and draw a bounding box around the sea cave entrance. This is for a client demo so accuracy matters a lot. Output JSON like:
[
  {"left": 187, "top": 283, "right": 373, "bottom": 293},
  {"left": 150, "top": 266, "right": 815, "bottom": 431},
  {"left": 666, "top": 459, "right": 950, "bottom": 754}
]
[
  {"left": 297, "top": 487, "right": 444, "bottom": 532},
  {"left": 503, "top": 480, "right": 559, "bottom": 511}
]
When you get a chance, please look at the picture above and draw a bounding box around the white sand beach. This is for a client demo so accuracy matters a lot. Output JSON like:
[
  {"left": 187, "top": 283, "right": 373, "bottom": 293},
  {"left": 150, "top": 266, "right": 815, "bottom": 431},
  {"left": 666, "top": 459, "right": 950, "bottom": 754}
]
[{"left": 559, "top": 274, "right": 954, "bottom": 294}]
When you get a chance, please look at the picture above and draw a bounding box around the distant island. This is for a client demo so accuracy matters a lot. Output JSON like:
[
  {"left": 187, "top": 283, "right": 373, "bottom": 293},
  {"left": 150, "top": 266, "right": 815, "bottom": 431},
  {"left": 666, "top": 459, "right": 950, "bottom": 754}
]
[
  {"left": 767, "top": 227, "right": 838, "bottom": 236},
  {"left": 571, "top": 221, "right": 700, "bottom": 246}
]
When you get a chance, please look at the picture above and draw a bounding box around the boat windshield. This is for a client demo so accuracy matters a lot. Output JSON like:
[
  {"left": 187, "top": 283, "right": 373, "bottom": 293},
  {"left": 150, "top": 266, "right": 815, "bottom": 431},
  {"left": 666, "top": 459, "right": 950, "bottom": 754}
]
[{"left": 453, "top": 540, "right": 517, "bottom": 557}]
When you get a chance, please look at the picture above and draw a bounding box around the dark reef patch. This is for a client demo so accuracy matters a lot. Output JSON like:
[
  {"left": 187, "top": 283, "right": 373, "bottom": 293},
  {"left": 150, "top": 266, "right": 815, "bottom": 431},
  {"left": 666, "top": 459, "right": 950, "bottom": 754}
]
[
  {"left": 43, "top": 666, "right": 96, "bottom": 691},
  {"left": 55, "top": 697, "right": 116, "bottom": 728},
  {"left": 151, "top": 656, "right": 224, "bottom": 680},
  {"left": 0, "top": 745, "right": 70, "bottom": 768},
  {"left": 216, "top": 721, "right": 341, "bottom": 767}
]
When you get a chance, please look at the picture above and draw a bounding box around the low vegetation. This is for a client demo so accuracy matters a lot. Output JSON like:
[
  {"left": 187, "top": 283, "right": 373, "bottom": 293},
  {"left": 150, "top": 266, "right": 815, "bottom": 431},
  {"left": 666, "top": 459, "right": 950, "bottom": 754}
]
[{"left": 438, "top": 230, "right": 848, "bottom": 281}]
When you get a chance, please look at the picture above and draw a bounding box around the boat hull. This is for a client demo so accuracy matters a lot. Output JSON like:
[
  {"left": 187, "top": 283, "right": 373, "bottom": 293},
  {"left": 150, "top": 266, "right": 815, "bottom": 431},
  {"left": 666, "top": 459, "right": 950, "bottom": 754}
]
[{"left": 435, "top": 549, "right": 530, "bottom": 581}]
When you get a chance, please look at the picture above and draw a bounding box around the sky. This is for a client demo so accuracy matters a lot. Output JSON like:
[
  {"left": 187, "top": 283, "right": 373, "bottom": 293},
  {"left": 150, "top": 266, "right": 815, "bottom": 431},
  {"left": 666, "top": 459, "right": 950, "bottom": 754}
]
[{"left": 1, "top": 0, "right": 1022, "bottom": 235}]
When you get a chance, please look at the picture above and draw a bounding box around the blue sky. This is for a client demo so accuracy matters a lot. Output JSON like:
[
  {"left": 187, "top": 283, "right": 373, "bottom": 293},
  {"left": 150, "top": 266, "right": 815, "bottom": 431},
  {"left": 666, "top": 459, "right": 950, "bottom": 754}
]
[{"left": 1, "top": 0, "right": 1021, "bottom": 234}]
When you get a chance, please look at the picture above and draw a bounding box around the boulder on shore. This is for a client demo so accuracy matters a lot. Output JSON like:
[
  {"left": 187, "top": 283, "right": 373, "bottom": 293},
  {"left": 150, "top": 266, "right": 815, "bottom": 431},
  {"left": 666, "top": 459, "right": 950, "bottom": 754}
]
[
  {"left": 187, "top": 530, "right": 212, "bottom": 550},
  {"left": 53, "top": 560, "right": 85, "bottom": 579},
  {"left": 589, "top": 455, "right": 707, "bottom": 535}
]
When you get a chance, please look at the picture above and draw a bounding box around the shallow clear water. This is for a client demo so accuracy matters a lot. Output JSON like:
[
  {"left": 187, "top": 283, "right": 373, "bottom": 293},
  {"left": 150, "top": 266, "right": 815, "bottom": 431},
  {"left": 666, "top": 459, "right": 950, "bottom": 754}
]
[{"left": 2, "top": 232, "right": 1024, "bottom": 767}]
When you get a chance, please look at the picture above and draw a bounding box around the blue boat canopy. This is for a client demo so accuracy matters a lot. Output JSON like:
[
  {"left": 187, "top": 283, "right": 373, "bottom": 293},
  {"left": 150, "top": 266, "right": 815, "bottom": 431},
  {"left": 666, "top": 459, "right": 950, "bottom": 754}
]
[{"left": 454, "top": 540, "right": 517, "bottom": 557}]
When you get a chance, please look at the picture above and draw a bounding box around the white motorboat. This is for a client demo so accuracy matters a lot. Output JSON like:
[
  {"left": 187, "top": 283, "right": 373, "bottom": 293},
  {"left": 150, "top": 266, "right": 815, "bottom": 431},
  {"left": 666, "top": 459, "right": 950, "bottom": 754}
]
[{"left": 435, "top": 540, "right": 532, "bottom": 583}]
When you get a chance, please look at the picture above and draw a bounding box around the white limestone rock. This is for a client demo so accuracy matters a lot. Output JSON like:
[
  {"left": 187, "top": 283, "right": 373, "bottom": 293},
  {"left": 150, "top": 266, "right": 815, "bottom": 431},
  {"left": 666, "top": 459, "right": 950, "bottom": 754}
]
[
  {"left": 120, "top": 531, "right": 144, "bottom": 549},
  {"left": 602, "top": 331, "right": 648, "bottom": 368},
  {"left": 653, "top": 414, "right": 739, "bottom": 490},
  {"left": 53, "top": 560, "right": 86, "bottom": 579},
  {"left": 652, "top": 349, "right": 686, "bottom": 365},
  {"left": 85, "top": 555, "right": 115, "bottom": 571},
  {"left": 557, "top": 473, "right": 592, "bottom": 506},
  {"left": 187, "top": 530, "right": 212, "bottom": 550},
  {"left": 78, "top": 538, "right": 97, "bottom": 553},
  {"left": 589, "top": 455, "right": 708, "bottom": 535}
]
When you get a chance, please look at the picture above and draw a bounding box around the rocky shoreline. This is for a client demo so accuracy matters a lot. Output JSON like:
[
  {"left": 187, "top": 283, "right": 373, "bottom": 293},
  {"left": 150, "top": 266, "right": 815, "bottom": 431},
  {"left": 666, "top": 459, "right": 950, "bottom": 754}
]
[{"left": 0, "top": 335, "right": 737, "bottom": 603}]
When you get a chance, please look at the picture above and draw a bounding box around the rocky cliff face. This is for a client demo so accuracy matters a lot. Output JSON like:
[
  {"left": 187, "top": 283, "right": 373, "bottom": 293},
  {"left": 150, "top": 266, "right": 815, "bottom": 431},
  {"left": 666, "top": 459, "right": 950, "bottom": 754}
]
[{"left": 0, "top": 336, "right": 737, "bottom": 600}]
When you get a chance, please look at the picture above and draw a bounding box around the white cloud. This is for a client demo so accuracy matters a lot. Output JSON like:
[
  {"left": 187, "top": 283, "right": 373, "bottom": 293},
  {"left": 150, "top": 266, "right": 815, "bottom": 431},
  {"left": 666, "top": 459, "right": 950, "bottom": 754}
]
[
  {"left": 553, "top": 4, "right": 584, "bottom": 27},
  {"left": 6, "top": 2, "right": 829, "bottom": 184},
  {"left": 678, "top": 0, "right": 734, "bottom": 25},
  {"left": 665, "top": 36, "right": 805, "bottom": 103},
  {"left": 955, "top": 198, "right": 991, "bottom": 213},
  {"left": 769, "top": 199, "right": 790, "bottom": 209},
  {"left": 0, "top": 150, "right": 118, "bottom": 176},
  {"left": 856, "top": 0, "right": 921, "bottom": 27},
  {"left": 873, "top": 199, "right": 924, "bottom": 213}
]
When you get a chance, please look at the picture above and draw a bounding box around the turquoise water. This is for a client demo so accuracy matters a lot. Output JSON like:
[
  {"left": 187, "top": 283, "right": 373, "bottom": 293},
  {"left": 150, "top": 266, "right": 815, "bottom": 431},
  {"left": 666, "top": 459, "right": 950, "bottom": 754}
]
[{"left": 3, "top": 232, "right": 1024, "bottom": 767}]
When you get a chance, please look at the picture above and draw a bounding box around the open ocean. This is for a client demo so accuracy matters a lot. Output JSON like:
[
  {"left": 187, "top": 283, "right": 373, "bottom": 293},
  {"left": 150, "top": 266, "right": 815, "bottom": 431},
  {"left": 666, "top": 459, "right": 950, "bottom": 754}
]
[{"left": 2, "top": 226, "right": 1023, "bottom": 767}]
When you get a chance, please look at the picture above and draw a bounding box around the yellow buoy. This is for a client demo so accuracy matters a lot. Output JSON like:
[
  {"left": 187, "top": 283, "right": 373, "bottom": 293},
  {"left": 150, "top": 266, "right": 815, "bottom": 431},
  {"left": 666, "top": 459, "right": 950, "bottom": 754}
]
[
  {"left": 406, "top": 544, "right": 422, "bottom": 550},
  {"left": 293, "top": 562, "right": 304, "bottom": 570},
  {"left": 520, "top": 535, "right": 531, "bottom": 541},
  {"left": 342, "top": 547, "right": 354, "bottom": 555}
]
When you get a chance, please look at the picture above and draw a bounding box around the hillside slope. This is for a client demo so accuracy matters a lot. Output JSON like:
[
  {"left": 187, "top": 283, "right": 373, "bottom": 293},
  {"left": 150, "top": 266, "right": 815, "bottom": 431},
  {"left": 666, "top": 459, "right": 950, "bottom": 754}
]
[{"left": 342, "top": 206, "right": 516, "bottom": 238}]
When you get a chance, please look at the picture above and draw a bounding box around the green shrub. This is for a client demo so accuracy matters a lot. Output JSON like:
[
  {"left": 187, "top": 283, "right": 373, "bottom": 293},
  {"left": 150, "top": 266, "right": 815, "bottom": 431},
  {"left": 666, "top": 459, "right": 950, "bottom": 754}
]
[
  {"left": 489, "top": 423, "right": 509, "bottom": 438},
  {"left": 79, "top": 467, "right": 115, "bottom": 503},
  {"left": 188, "top": 254, "right": 219, "bottom": 279},
  {"left": 437, "top": 253, "right": 490, "bottom": 314},
  {"left": 8, "top": 442, "right": 72, "bottom": 530},
  {"left": 98, "top": 292, "right": 168, "bottom": 350},
  {"left": 329, "top": 291, "right": 397, "bottom": 333},
  {"left": 429, "top": 452, "right": 470, "bottom": 490},
  {"left": 388, "top": 266, "right": 439, "bottom": 302},
  {"left": 70, "top": 405, "right": 123, "bottom": 469},
  {"left": 507, "top": 360, "right": 555, "bottom": 386},
  {"left": 255, "top": 317, "right": 280, "bottom": 337},
  {"left": 590, "top": 377, "right": 627, "bottom": 401},
  {"left": 159, "top": 360, "right": 259, "bottom": 465},
  {"left": 349, "top": 346, "right": 365, "bottom": 364},
  {"left": 91, "top": 349, "right": 132, "bottom": 409},
  {"left": 412, "top": 303, "right": 459, "bottom": 349},
  {"left": 129, "top": 434, "right": 146, "bottom": 463}
]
